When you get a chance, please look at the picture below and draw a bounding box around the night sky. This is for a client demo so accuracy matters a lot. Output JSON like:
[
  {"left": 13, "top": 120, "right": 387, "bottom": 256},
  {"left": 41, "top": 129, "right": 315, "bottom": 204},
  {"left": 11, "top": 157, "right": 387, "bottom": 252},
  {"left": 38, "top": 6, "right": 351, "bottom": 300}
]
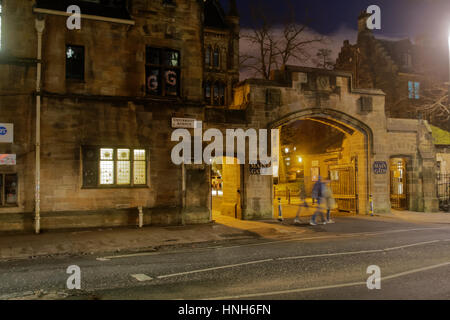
[{"left": 221, "top": 0, "right": 450, "bottom": 41}]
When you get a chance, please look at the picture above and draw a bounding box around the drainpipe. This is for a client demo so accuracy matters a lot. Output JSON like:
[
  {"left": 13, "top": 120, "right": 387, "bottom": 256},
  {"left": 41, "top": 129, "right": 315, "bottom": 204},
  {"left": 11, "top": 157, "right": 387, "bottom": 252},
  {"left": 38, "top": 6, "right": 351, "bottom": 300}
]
[{"left": 35, "top": 18, "right": 45, "bottom": 234}]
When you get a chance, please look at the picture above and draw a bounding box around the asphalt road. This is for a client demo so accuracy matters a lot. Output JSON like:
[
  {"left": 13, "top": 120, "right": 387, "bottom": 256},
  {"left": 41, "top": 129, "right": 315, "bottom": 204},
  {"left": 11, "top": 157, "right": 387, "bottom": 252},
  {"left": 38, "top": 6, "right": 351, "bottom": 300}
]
[{"left": 0, "top": 216, "right": 449, "bottom": 300}]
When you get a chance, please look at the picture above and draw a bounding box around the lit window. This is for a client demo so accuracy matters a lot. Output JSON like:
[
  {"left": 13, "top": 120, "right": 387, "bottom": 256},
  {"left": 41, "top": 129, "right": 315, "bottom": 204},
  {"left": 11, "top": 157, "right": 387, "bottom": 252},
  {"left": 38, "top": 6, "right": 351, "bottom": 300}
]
[
  {"left": 100, "top": 148, "right": 114, "bottom": 185},
  {"left": 83, "top": 147, "right": 147, "bottom": 188},
  {"left": 0, "top": 174, "right": 18, "bottom": 207},
  {"left": 133, "top": 150, "right": 147, "bottom": 185},
  {"left": 116, "top": 149, "right": 131, "bottom": 185},
  {"left": 146, "top": 47, "right": 180, "bottom": 96},
  {"left": 66, "top": 45, "right": 85, "bottom": 80},
  {"left": 408, "top": 81, "right": 420, "bottom": 99}
]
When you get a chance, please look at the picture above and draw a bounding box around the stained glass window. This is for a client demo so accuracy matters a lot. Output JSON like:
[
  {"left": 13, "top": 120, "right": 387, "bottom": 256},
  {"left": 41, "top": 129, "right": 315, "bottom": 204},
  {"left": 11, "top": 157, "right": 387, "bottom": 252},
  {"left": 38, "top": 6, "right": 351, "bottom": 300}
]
[
  {"left": 117, "top": 149, "right": 131, "bottom": 185},
  {"left": 134, "top": 150, "right": 146, "bottom": 185},
  {"left": 97, "top": 148, "right": 146, "bottom": 187}
]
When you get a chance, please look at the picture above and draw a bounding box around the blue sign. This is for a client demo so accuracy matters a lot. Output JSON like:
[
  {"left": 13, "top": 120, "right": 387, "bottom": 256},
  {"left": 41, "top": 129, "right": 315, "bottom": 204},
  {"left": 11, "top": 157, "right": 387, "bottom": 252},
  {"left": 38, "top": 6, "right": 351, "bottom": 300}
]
[
  {"left": 0, "top": 127, "right": 7, "bottom": 136},
  {"left": 373, "top": 161, "right": 388, "bottom": 174}
]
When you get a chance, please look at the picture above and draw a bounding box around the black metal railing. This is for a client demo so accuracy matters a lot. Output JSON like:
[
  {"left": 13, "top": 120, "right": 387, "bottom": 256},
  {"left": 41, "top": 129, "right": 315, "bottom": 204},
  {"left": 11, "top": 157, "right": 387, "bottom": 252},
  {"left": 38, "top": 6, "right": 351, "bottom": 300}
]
[{"left": 437, "top": 173, "right": 450, "bottom": 212}]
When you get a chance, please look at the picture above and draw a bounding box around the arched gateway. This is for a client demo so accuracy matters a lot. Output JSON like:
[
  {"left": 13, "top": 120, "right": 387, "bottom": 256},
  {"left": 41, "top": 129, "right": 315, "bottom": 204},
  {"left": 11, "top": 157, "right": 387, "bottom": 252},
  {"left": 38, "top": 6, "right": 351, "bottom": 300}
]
[{"left": 219, "top": 66, "right": 439, "bottom": 220}]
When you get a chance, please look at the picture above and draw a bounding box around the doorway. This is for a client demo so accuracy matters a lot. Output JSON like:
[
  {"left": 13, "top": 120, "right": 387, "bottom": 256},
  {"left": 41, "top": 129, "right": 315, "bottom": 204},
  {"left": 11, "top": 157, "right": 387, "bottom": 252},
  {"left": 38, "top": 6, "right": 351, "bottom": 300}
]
[
  {"left": 390, "top": 158, "right": 408, "bottom": 210},
  {"left": 211, "top": 157, "right": 242, "bottom": 220}
]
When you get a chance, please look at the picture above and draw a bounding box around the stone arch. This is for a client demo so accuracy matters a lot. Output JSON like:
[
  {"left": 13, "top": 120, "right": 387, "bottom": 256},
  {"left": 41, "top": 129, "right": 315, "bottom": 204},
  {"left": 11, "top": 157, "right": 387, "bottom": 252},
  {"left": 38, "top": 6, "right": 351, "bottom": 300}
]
[{"left": 268, "top": 108, "right": 375, "bottom": 214}]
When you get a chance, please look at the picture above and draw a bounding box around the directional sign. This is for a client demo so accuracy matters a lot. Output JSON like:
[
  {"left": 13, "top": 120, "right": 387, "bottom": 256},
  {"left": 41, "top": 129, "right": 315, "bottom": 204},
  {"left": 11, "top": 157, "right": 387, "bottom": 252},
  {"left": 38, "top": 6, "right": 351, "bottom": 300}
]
[
  {"left": 373, "top": 161, "right": 388, "bottom": 174},
  {"left": 171, "top": 118, "right": 199, "bottom": 129},
  {"left": 0, "top": 123, "right": 13, "bottom": 143}
]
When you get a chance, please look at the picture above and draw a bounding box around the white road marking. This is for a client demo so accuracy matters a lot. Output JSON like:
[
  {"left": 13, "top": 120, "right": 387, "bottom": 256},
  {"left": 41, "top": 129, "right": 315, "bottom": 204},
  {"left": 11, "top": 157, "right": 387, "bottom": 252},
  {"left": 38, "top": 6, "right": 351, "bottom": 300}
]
[
  {"left": 156, "top": 259, "right": 273, "bottom": 279},
  {"left": 96, "top": 227, "right": 446, "bottom": 261},
  {"left": 279, "top": 239, "right": 447, "bottom": 261},
  {"left": 156, "top": 239, "right": 450, "bottom": 280},
  {"left": 131, "top": 274, "right": 153, "bottom": 282},
  {"left": 206, "top": 261, "right": 450, "bottom": 300}
]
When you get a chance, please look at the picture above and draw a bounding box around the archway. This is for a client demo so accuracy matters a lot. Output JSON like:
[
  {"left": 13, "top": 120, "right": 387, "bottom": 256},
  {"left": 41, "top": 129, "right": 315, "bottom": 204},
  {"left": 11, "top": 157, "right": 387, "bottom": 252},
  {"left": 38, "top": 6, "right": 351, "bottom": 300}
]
[
  {"left": 269, "top": 109, "right": 373, "bottom": 218},
  {"left": 211, "top": 156, "right": 243, "bottom": 220}
]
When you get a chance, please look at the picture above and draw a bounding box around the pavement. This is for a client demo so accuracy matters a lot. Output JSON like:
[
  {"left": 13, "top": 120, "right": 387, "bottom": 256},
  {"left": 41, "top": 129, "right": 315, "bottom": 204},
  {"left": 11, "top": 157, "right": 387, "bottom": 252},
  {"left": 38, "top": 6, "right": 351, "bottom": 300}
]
[{"left": 0, "top": 205, "right": 448, "bottom": 262}]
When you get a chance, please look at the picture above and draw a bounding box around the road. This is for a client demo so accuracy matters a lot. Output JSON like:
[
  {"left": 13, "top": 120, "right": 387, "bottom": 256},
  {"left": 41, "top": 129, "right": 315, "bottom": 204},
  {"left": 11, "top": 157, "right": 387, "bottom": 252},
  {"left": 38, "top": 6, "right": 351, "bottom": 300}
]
[{"left": 0, "top": 216, "right": 449, "bottom": 300}]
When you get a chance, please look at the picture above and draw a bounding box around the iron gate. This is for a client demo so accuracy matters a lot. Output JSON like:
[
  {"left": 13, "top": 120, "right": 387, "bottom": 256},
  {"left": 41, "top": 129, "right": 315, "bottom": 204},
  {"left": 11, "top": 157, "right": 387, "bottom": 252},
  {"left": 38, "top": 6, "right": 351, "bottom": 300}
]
[
  {"left": 437, "top": 173, "right": 450, "bottom": 212},
  {"left": 329, "top": 162, "right": 358, "bottom": 213}
]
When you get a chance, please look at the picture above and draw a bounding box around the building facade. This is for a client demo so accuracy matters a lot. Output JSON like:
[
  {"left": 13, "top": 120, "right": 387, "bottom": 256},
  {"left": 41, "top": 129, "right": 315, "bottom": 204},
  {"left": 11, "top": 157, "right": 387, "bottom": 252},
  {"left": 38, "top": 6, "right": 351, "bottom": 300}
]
[
  {"left": 335, "top": 12, "right": 450, "bottom": 131},
  {"left": 0, "top": 1, "right": 442, "bottom": 233},
  {"left": 0, "top": 0, "right": 240, "bottom": 232}
]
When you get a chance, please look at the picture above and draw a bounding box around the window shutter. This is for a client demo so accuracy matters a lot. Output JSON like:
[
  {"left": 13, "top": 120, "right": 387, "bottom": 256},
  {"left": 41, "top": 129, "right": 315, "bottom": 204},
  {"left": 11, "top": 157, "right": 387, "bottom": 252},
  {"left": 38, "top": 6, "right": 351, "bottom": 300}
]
[{"left": 82, "top": 146, "right": 99, "bottom": 188}]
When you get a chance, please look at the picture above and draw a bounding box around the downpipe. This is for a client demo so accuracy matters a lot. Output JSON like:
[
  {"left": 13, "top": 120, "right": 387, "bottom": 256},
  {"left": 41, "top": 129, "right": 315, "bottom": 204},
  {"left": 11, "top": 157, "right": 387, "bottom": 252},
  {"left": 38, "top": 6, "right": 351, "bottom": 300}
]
[{"left": 35, "top": 18, "right": 45, "bottom": 234}]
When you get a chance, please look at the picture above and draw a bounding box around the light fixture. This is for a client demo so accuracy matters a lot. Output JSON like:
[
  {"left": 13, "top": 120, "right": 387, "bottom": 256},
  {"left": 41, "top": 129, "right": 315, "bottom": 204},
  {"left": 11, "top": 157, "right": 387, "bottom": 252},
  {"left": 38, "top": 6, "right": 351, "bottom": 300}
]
[
  {"left": 285, "top": 147, "right": 289, "bottom": 153},
  {"left": 298, "top": 156, "right": 302, "bottom": 163}
]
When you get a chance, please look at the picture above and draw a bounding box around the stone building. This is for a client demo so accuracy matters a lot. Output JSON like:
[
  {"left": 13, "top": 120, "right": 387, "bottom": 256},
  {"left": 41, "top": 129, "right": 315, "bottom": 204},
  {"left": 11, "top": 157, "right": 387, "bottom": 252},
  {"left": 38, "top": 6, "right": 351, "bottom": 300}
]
[
  {"left": 335, "top": 12, "right": 450, "bottom": 131},
  {"left": 228, "top": 66, "right": 439, "bottom": 216},
  {"left": 0, "top": 1, "right": 441, "bottom": 234},
  {"left": 0, "top": 0, "right": 240, "bottom": 232}
]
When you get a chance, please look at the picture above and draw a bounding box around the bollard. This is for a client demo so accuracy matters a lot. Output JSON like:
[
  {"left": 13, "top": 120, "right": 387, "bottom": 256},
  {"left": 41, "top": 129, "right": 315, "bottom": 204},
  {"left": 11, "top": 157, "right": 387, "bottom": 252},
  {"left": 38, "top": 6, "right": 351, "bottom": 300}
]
[
  {"left": 138, "top": 206, "right": 144, "bottom": 228},
  {"left": 369, "top": 195, "right": 374, "bottom": 216},
  {"left": 278, "top": 197, "right": 283, "bottom": 221}
]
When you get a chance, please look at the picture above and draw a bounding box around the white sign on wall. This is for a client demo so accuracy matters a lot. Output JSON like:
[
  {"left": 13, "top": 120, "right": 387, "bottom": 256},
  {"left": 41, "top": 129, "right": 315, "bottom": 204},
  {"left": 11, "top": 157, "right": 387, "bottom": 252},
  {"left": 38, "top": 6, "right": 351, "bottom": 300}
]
[
  {"left": 172, "top": 118, "right": 199, "bottom": 129},
  {"left": 0, "top": 123, "right": 13, "bottom": 143},
  {"left": 0, "top": 154, "right": 16, "bottom": 165}
]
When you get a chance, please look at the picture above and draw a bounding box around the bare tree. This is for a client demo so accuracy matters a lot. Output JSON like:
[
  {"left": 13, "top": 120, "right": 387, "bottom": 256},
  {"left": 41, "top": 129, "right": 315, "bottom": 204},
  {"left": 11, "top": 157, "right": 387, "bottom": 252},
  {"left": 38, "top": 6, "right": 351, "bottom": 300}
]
[
  {"left": 314, "top": 48, "right": 334, "bottom": 70},
  {"left": 392, "top": 78, "right": 450, "bottom": 130},
  {"left": 240, "top": 0, "right": 323, "bottom": 79},
  {"left": 240, "top": 9, "right": 279, "bottom": 80}
]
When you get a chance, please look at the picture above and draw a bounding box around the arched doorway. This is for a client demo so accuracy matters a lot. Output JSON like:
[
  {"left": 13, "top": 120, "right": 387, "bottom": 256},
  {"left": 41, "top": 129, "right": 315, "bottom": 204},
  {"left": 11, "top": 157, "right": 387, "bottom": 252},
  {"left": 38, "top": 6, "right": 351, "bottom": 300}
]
[{"left": 269, "top": 109, "right": 373, "bottom": 217}]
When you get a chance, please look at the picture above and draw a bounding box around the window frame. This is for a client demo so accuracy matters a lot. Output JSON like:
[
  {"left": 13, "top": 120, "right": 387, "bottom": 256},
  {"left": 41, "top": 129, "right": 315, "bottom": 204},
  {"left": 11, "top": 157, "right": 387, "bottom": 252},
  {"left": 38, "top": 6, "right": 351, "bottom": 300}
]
[
  {"left": 65, "top": 44, "right": 85, "bottom": 81},
  {"left": 145, "top": 46, "right": 181, "bottom": 97},
  {"left": 205, "top": 80, "right": 226, "bottom": 106},
  {"left": 82, "top": 146, "right": 149, "bottom": 189},
  {"left": 0, "top": 173, "right": 18, "bottom": 207},
  {"left": 408, "top": 81, "right": 420, "bottom": 100},
  {"left": 205, "top": 46, "right": 212, "bottom": 68},
  {"left": 213, "top": 47, "right": 220, "bottom": 68}
]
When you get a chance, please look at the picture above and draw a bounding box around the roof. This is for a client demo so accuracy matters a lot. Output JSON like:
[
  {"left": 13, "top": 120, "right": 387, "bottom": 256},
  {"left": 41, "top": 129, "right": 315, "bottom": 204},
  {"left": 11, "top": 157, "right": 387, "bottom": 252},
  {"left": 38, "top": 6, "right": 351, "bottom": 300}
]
[
  {"left": 35, "top": 0, "right": 132, "bottom": 21},
  {"left": 376, "top": 38, "right": 413, "bottom": 73},
  {"left": 204, "top": 0, "right": 228, "bottom": 29},
  {"left": 430, "top": 125, "right": 450, "bottom": 145}
]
